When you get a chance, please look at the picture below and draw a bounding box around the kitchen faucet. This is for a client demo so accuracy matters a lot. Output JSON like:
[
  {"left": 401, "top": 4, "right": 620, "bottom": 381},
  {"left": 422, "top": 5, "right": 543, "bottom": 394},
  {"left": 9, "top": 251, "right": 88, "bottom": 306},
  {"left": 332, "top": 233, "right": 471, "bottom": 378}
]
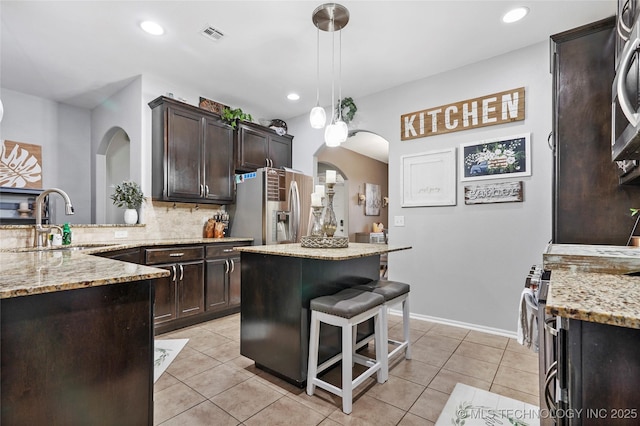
[{"left": 34, "top": 188, "right": 74, "bottom": 248}]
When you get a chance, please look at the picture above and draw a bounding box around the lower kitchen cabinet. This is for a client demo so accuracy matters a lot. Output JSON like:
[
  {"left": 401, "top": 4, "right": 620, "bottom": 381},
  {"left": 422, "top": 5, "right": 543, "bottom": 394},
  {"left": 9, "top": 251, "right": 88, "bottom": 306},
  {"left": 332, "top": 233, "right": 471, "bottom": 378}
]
[
  {"left": 97, "top": 241, "right": 250, "bottom": 334},
  {"left": 558, "top": 318, "right": 640, "bottom": 425},
  {"left": 205, "top": 242, "right": 249, "bottom": 312},
  {"left": 144, "top": 246, "right": 205, "bottom": 326}
]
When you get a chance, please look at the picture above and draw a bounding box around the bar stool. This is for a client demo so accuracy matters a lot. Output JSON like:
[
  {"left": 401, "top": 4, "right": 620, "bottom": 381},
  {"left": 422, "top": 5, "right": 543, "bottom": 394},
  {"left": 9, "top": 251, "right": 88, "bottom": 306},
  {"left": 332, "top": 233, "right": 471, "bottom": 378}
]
[
  {"left": 306, "top": 288, "right": 387, "bottom": 414},
  {"left": 354, "top": 280, "right": 411, "bottom": 382}
]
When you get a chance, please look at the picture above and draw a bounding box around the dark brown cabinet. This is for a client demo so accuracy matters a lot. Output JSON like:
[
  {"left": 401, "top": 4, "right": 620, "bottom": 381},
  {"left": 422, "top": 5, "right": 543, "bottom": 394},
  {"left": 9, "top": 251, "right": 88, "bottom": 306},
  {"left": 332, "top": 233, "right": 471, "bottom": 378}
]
[
  {"left": 560, "top": 318, "right": 640, "bottom": 426},
  {"left": 552, "top": 18, "right": 640, "bottom": 245},
  {"left": 96, "top": 241, "right": 249, "bottom": 334},
  {"left": 144, "top": 246, "right": 205, "bottom": 325},
  {"left": 205, "top": 242, "right": 248, "bottom": 312},
  {"left": 236, "top": 121, "right": 292, "bottom": 172},
  {"left": 150, "top": 96, "right": 234, "bottom": 204}
]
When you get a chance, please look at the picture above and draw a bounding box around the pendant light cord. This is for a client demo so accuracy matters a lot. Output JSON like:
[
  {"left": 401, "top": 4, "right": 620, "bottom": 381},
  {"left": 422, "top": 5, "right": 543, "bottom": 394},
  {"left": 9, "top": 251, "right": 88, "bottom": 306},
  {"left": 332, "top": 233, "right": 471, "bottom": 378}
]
[
  {"left": 315, "top": 26, "right": 320, "bottom": 107},
  {"left": 330, "top": 23, "right": 336, "bottom": 125},
  {"left": 338, "top": 29, "right": 343, "bottom": 121}
]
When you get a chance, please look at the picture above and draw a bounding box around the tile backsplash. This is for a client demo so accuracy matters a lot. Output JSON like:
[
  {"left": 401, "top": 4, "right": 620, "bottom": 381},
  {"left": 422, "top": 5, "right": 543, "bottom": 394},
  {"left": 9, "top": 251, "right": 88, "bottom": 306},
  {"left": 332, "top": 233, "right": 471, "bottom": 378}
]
[{"left": 0, "top": 198, "right": 226, "bottom": 249}]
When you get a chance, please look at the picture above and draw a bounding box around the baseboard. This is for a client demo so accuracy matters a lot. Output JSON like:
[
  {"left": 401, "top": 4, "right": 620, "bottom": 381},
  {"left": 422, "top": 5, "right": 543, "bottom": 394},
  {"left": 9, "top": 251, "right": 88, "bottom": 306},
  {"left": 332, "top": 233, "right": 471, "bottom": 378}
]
[{"left": 388, "top": 308, "right": 517, "bottom": 339}]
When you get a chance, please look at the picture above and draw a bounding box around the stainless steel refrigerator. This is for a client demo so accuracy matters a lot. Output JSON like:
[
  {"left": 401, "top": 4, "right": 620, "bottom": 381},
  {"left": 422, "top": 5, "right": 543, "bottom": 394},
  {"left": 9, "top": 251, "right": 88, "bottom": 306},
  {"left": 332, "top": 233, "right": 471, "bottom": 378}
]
[{"left": 229, "top": 167, "right": 313, "bottom": 245}]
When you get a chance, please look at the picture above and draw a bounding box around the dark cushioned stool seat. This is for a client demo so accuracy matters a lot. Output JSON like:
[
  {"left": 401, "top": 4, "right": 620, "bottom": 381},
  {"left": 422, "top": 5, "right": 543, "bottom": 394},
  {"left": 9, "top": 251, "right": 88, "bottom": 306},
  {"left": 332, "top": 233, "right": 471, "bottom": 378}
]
[
  {"left": 310, "top": 288, "right": 385, "bottom": 318},
  {"left": 354, "top": 280, "right": 410, "bottom": 302}
]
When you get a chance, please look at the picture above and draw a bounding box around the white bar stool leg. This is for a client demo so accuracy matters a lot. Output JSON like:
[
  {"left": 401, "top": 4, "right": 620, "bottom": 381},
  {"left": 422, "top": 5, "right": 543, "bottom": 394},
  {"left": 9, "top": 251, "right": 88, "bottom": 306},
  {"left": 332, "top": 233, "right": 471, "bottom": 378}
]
[
  {"left": 342, "top": 322, "right": 353, "bottom": 414},
  {"left": 402, "top": 296, "right": 411, "bottom": 359},
  {"left": 306, "top": 310, "right": 320, "bottom": 396}
]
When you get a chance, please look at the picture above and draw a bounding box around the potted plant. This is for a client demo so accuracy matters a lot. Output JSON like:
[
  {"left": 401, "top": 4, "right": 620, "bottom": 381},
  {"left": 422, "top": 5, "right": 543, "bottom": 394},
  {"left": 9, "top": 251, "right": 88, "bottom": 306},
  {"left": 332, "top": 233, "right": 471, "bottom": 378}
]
[
  {"left": 335, "top": 97, "right": 357, "bottom": 124},
  {"left": 221, "top": 107, "right": 253, "bottom": 129},
  {"left": 111, "top": 180, "right": 145, "bottom": 224}
]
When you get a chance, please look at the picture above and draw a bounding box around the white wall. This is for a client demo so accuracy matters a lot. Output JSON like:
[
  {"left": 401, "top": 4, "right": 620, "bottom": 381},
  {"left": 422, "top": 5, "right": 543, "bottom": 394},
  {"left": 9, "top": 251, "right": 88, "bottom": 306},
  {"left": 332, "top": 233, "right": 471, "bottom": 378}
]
[
  {"left": 1, "top": 88, "right": 92, "bottom": 224},
  {"left": 290, "top": 41, "right": 553, "bottom": 334},
  {"left": 91, "top": 77, "right": 142, "bottom": 223}
]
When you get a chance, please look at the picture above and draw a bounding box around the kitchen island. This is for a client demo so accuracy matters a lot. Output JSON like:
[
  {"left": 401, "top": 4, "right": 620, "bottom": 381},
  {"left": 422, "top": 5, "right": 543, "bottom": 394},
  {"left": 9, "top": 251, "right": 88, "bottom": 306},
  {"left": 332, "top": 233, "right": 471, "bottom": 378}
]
[
  {"left": 0, "top": 250, "right": 169, "bottom": 425},
  {"left": 543, "top": 244, "right": 640, "bottom": 425},
  {"left": 235, "top": 242, "right": 411, "bottom": 386}
]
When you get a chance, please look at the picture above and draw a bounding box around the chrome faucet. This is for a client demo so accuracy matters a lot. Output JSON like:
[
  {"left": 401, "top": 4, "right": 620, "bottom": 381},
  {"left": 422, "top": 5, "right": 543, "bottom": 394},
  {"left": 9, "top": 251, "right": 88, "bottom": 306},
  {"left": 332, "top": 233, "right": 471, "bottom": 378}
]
[{"left": 34, "top": 188, "right": 75, "bottom": 248}]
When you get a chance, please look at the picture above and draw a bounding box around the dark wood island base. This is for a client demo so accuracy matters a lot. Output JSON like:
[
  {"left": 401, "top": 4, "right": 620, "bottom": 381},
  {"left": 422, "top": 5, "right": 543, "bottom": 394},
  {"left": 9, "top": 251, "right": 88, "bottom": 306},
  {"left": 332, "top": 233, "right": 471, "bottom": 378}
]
[{"left": 237, "top": 243, "right": 411, "bottom": 386}]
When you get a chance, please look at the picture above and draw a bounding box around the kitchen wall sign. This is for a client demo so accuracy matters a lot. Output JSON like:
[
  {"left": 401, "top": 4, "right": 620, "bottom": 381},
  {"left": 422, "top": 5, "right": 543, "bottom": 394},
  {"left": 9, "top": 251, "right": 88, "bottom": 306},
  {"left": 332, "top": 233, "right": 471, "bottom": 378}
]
[
  {"left": 464, "top": 181, "right": 523, "bottom": 205},
  {"left": 401, "top": 147, "right": 456, "bottom": 207},
  {"left": 400, "top": 87, "right": 525, "bottom": 141},
  {"left": 0, "top": 140, "right": 43, "bottom": 189},
  {"left": 364, "top": 183, "right": 381, "bottom": 216},
  {"left": 459, "top": 133, "right": 531, "bottom": 181}
]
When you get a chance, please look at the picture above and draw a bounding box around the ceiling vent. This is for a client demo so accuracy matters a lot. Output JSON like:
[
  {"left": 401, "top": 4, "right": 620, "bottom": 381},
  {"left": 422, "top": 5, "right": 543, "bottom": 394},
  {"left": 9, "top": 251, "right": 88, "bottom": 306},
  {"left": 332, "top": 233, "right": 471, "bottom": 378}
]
[{"left": 201, "top": 25, "right": 225, "bottom": 42}]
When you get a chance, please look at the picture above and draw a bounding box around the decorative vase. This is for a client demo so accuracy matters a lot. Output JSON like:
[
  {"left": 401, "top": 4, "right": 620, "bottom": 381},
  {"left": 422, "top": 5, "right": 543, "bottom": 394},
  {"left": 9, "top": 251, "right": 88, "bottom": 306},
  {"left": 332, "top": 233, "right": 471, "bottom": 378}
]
[{"left": 124, "top": 208, "right": 138, "bottom": 225}]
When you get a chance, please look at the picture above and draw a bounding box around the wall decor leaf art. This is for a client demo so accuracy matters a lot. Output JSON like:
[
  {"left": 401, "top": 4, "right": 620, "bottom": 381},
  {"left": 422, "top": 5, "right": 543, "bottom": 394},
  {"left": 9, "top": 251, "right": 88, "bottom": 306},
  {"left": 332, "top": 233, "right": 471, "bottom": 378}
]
[{"left": 0, "top": 140, "right": 43, "bottom": 189}]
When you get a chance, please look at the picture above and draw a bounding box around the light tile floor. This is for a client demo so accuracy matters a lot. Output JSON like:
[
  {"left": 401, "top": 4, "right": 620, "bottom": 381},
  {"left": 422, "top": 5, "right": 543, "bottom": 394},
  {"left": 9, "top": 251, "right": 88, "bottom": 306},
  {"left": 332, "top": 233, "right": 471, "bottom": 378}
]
[{"left": 154, "top": 313, "right": 539, "bottom": 425}]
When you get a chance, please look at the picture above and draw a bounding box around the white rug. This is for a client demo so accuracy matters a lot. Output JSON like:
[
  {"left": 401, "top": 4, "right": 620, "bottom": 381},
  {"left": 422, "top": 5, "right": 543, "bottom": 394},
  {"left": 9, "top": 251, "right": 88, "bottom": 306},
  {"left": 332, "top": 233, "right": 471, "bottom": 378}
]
[
  {"left": 154, "top": 339, "right": 189, "bottom": 383},
  {"left": 436, "top": 383, "right": 540, "bottom": 426}
]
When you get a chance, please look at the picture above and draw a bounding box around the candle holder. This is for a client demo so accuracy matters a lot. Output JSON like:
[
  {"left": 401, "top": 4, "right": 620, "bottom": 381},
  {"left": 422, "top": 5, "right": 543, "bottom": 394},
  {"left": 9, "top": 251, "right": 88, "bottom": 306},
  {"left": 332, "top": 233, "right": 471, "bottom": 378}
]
[
  {"left": 323, "top": 182, "right": 338, "bottom": 238},
  {"left": 310, "top": 205, "right": 324, "bottom": 237}
]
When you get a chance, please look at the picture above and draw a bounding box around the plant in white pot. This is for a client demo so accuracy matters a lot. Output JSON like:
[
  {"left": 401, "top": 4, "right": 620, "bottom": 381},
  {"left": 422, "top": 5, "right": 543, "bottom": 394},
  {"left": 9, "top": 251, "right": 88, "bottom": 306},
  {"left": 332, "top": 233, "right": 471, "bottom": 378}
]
[{"left": 111, "top": 180, "right": 145, "bottom": 224}]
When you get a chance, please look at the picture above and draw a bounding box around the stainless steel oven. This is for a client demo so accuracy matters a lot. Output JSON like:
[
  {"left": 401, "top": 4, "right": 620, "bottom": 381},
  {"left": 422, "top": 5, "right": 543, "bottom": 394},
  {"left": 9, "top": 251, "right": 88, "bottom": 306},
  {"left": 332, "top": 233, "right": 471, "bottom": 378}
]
[{"left": 525, "top": 266, "right": 560, "bottom": 425}]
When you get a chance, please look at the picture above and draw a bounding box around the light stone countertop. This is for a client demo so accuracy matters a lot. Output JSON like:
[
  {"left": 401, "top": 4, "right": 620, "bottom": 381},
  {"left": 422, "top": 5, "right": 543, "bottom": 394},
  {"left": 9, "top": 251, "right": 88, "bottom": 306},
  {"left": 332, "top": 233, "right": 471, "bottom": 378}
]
[
  {"left": 234, "top": 242, "right": 412, "bottom": 260},
  {"left": 544, "top": 244, "right": 640, "bottom": 329},
  {"left": 545, "top": 269, "right": 640, "bottom": 329},
  {"left": 0, "top": 250, "right": 170, "bottom": 299},
  {"left": 0, "top": 237, "right": 253, "bottom": 299},
  {"left": 3, "top": 237, "right": 254, "bottom": 254},
  {"left": 543, "top": 243, "right": 640, "bottom": 274}
]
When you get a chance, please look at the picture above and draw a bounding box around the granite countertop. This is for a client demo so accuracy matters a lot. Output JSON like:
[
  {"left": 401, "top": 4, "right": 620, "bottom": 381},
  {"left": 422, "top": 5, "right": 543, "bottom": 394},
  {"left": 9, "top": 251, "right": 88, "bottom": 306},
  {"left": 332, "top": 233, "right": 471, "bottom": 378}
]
[
  {"left": 543, "top": 243, "right": 640, "bottom": 274},
  {"left": 4, "top": 237, "right": 254, "bottom": 254},
  {"left": 0, "top": 250, "right": 170, "bottom": 299},
  {"left": 234, "top": 242, "right": 412, "bottom": 260},
  {"left": 1, "top": 237, "right": 253, "bottom": 299},
  {"left": 544, "top": 244, "right": 640, "bottom": 329},
  {"left": 545, "top": 269, "right": 640, "bottom": 329}
]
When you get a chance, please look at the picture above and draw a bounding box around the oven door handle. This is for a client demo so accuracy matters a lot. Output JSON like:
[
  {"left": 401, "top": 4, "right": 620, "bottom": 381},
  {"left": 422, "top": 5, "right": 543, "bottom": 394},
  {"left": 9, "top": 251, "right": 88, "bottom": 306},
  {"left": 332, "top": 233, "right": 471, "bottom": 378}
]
[
  {"left": 545, "top": 361, "right": 558, "bottom": 411},
  {"left": 544, "top": 317, "right": 558, "bottom": 336},
  {"left": 617, "top": 36, "right": 640, "bottom": 127}
]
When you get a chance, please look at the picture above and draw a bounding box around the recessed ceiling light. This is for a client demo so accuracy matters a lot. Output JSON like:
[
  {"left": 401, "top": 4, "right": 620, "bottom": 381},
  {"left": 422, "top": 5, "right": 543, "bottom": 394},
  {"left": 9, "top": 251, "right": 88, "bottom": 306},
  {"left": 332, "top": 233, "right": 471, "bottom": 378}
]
[
  {"left": 502, "top": 7, "right": 529, "bottom": 23},
  {"left": 287, "top": 93, "right": 300, "bottom": 101},
  {"left": 140, "top": 21, "right": 164, "bottom": 36}
]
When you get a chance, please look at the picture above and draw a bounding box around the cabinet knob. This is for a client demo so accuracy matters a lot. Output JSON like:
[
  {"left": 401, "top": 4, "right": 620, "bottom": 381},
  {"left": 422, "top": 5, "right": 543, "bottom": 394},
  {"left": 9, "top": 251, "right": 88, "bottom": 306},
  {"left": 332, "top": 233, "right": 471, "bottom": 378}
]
[
  {"left": 224, "top": 259, "right": 230, "bottom": 274},
  {"left": 171, "top": 265, "right": 177, "bottom": 282},
  {"left": 179, "top": 264, "right": 184, "bottom": 281},
  {"left": 169, "top": 253, "right": 185, "bottom": 257},
  {"left": 229, "top": 258, "right": 235, "bottom": 273}
]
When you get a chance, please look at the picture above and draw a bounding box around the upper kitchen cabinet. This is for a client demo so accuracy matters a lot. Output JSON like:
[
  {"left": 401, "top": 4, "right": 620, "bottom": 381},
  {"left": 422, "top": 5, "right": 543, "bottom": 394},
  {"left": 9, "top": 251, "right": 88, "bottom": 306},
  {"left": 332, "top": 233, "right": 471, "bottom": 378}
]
[
  {"left": 149, "top": 96, "right": 234, "bottom": 204},
  {"left": 236, "top": 121, "right": 292, "bottom": 172},
  {"left": 552, "top": 17, "right": 640, "bottom": 245}
]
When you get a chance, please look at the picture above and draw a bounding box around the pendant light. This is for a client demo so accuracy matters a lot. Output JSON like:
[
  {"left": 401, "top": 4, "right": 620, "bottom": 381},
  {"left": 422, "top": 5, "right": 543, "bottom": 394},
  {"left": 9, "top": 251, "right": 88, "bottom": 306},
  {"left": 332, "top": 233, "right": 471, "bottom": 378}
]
[{"left": 310, "top": 3, "right": 349, "bottom": 146}]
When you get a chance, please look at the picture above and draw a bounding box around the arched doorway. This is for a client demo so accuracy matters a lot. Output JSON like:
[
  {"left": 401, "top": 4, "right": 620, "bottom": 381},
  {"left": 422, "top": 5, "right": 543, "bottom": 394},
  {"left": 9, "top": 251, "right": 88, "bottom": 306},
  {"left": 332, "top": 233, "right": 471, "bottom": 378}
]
[
  {"left": 314, "top": 130, "right": 389, "bottom": 242},
  {"left": 95, "top": 127, "right": 131, "bottom": 224}
]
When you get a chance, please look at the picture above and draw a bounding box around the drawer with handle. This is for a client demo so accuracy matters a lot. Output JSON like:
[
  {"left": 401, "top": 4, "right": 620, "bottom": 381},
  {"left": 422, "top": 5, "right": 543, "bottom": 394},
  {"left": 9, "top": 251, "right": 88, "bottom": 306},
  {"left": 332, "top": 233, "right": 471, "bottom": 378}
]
[
  {"left": 205, "top": 243, "right": 250, "bottom": 258},
  {"left": 145, "top": 246, "right": 204, "bottom": 265}
]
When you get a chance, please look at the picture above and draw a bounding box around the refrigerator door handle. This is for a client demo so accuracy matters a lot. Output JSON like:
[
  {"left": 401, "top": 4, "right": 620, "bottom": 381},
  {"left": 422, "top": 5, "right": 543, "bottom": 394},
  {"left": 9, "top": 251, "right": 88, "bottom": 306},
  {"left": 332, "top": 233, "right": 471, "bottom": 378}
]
[{"left": 289, "top": 180, "right": 300, "bottom": 242}]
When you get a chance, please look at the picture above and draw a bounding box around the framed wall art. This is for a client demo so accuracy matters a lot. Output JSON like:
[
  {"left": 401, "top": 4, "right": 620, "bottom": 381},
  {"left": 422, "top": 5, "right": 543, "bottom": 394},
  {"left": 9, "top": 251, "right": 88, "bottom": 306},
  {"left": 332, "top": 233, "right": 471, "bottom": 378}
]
[
  {"left": 0, "top": 140, "right": 43, "bottom": 189},
  {"left": 401, "top": 147, "right": 456, "bottom": 207},
  {"left": 459, "top": 133, "right": 531, "bottom": 181},
  {"left": 364, "top": 183, "right": 381, "bottom": 216}
]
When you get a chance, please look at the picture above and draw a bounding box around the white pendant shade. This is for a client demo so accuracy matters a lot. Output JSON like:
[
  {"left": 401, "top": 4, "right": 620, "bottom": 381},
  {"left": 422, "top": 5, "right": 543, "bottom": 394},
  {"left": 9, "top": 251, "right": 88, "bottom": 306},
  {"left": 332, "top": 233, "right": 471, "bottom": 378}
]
[
  {"left": 335, "top": 120, "right": 348, "bottom": 143},
  {"left": 309, "top": 106, "right": 326, "bottom": 129},
  {"left": 324, "top": 123, "right": 343, "bottom": 147}
]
